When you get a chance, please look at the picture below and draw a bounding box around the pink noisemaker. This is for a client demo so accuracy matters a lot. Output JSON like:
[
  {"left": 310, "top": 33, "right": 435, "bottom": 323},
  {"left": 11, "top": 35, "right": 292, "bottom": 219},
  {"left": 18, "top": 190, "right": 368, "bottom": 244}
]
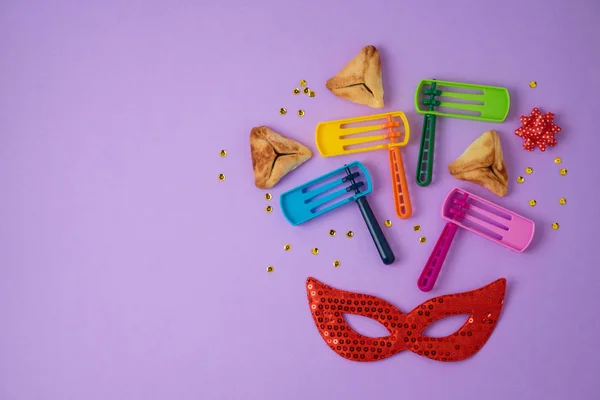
[{"left": 418, "top": 188, "right": 535, "bottom": 292}]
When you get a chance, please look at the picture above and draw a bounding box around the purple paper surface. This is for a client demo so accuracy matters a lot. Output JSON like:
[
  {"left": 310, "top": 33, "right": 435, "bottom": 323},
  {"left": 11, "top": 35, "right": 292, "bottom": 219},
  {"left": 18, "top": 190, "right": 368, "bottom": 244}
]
[{"left": 1, "top": 1, "right": 598, "bottom": 399}]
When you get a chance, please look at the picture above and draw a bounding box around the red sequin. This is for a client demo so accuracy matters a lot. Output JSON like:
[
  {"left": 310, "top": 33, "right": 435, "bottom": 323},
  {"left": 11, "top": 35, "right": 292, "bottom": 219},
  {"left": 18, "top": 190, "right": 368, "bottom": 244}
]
[
  {"left": 306, "top": 277, "right": 506, "bottom": 362},
  {"left": 514, "top": 107, "right": 561, "bottom": 151}
]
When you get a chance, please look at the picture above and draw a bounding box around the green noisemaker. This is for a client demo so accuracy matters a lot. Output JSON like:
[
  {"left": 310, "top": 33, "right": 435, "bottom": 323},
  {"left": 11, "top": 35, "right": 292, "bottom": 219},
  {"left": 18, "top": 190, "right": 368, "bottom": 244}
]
[{"left": 414, "top": 79, "right": 510, "bottom": 187}]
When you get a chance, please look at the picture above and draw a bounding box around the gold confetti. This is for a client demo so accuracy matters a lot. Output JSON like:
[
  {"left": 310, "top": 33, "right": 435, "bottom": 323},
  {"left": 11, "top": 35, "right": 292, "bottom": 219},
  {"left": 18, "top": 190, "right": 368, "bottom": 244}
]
[
  {"left": 529, "top": 81, "right": 537, "bottom": 88},
  {"left": 309, "top": 91, "right": 316, "bottom": 98},
  {"left": 303, "top": 87, "right": 310, "bottom": 94},
  {"left": 265, "top": 193, "right": 272, "bottom": 200},
  {"left": 560, "top": 168, "right": 567, "bottom": 176},
  {"left": 333, "top": 260, "right": 341, "bottom": 268},
  {"left": 516, "top": 176, "right": 525, "bottom": 184},
  {"left": 413, "top": 224, "right": 421, "bottom": 232},
  {"left": 293, "top": 88, "right": 300, "bottom": 95},
  {"left": 311, "top": 247, "right": 319, "bottom": 255},
  {"left": 554, "top": 157, "right": 562, "bottom": 164},
  {"left": 284, "top": 244, "right": 291, "bottom": 251},
  {"left": 300, "top": 80, "right": 307, "bottom": 86},
  {"left": 265, "top": 205, "right": 273, "bottom": 213},
  {"left": 218, "top": 173, "right": 226, "bottom": 181},
  {"left": 346, "top": 231, "right": 354, "bottom": 238},
  {"left": 525, "top": 167, "right": 533, "bottom": 174},
  {"left": 559, "top": 197, "right": 567, "bottom": 205},
  {"left": 384, "top": 220, "right": 392, "bottom": 227},
  {"left": 328, "top": 229, "right": 336, "bottom": 236},
  {"left": 552, "top": 222, "right": 559, "bottom": 230},
  {"left": 297, "top": 110, "right": 305, "bottom": 117},
  {"left": 529, "top": 199, "right": 537, "bottom": 207},
  {"left": 220, "top": 150, "right": 227, "bottom": 157},
  {"left": 419, "top": 236, "right": 427, "bottom": 244},
  {"left": 279, "top": 108, "right": 287, "bottom": 115},
  {"left": 266, "top": 265, "right": 274, "bottom": 273}
]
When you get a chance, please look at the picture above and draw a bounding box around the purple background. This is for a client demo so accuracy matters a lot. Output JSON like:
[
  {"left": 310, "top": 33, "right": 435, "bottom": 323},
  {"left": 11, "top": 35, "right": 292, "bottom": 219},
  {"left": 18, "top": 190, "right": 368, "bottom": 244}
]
[{"left": 1, "top": 1, "right": 598, "bottom": 399}]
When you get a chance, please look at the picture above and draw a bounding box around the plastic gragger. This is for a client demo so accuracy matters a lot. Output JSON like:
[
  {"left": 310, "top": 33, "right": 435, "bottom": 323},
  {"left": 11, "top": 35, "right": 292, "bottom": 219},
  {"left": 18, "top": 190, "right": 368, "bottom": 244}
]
[{"left": 315, "top": 111, "right": 412, "bottom": 219}]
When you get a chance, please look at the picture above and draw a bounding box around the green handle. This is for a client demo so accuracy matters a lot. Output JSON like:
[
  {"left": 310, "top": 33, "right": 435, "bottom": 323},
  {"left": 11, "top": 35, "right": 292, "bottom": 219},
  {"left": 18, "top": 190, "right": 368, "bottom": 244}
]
[{"left": 416, "top": 114, "right": 436, "bottom": 187}]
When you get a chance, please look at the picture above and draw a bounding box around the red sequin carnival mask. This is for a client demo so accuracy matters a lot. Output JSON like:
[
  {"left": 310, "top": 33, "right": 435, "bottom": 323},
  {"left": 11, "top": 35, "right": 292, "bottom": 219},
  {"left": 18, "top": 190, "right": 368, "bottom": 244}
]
[{"left": 306, "top": 277, "right": 506, "bottom": 362}]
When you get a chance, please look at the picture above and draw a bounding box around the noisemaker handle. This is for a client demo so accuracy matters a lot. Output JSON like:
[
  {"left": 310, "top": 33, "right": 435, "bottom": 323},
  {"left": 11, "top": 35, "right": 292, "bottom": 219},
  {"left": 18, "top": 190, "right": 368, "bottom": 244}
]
[
  {"left": 355, "top": 196, "right": 395, "bottom": 265},
  {"left": 416, "top": 114, "right": 436, "bottom": 187},
  {"left": 389, "top": 146, "right": 412, "bottom": 219},
  {"left": 417, "top": 222, "right": 457, "bottom": 292}
]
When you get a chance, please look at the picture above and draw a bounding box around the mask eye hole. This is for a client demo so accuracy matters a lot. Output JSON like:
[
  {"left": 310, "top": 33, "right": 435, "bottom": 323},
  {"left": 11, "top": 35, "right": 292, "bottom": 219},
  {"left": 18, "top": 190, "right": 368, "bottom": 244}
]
[
  {"left": 422, "top": 314, "right": 470, "bottom": 338},
  {"left": 344, "top": 314, "right": 391, "bottom": 338}
]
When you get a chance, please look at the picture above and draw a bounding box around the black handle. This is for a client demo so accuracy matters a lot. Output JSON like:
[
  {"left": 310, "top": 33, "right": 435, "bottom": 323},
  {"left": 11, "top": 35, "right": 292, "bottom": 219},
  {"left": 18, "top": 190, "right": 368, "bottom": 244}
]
[{"left": 356, "top": 196, "right": 395, "bottom": 265}]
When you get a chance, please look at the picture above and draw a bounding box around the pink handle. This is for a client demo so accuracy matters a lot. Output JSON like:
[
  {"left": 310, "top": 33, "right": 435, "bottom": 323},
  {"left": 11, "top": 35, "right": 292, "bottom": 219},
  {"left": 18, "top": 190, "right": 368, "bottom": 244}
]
[{"left": 418, "top": 222, "right": 458, "bottom": 292}]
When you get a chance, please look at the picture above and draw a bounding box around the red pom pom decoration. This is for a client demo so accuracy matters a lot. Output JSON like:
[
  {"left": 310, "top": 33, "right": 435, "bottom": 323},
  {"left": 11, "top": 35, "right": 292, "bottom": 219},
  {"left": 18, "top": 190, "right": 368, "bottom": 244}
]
[{"left": 515, "top": 107, "right": 561, "bottom": 152}]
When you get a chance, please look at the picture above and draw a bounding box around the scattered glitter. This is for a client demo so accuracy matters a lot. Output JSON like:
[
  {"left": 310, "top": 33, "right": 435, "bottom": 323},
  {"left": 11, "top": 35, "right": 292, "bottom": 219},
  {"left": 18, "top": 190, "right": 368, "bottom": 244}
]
[
  {"left": 309, "top": 91, "right": 316, "bottom": 97},
  {"left": 529, "top": 81, "right": 537, "bottom": 88},
  {"left": 560, "top": 168, "right": 567, "bottom": 176},
  {"left": 303, "top": 87, "right": 310, "bottom": 94},
  {"left": 559, "top": 197, "right": 567, "bottom": 205},
  {"left": 384, "top": 220, "right": 392, "bottom": 227},
  {"left": 529, "top": 199, "right": 537, "bottom": 207},
  {"left": 293, "top": 88, "right": 301, "bottom": 95},
  {"left": 554, "top": 157, "right": 562, "bottom": 164},
  {"left": 329, "top": 229, "right": 336, "bottom": 236},
  {"left": 284, "top": 244, "right": 291, "bottom": 251},
  {"left": 300, "top": 80, "right": 307, "bottom": 87},
  {"left": 298, "top": 110, "right": 305, "bottom": 117},
  {"left": 516, "top": 176, "right": 524, "bottom": 184},
  {"left": 419, "top": 236, "right": 427, "bottom": 244},
  {"left": 333, "top": 260, "right": 341, "bottom": 268},
  {"left": 266, "top": 265, "right": 274, "bottom": 273},
  {"left": 265, "top": 205, "right": 273, "bottom": 213},
  {"left": 312, "top": 248, "right": 319, "bottom": 255},
  {"left": 413, "top": 224, "right": 421, "bottom": 232},
  {"left": 552, "top": 222, "right": 560, "bottom": 230},
  {"left": 220, "top": 150, "right": 227, "bottom": 157},
  {"left": 525, "top": 167, "right": 533, "bottom": 174},
  {"left": 279, "top": 108, "right": 287, "bottom": 115},
  {"left": 265, "top": 193, "right": 272, "bottom": 200},
  {"left": 218, "top": 173, "right": 226, "bottom": 181},
  {"left": 346, "top": 231, "right": 354, "bottom": 238}
]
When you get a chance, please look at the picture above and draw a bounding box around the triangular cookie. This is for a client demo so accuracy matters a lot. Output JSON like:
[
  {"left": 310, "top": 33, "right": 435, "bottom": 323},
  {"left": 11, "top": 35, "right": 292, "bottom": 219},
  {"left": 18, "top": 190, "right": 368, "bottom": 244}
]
[
  {"left": 250, "top": 126, "right": 312, "bottom": 189},
  {"left": 448, "top": 130, "right": 508, "bottom": 197},
  {"left": 325, "top": 45, "right": 384, "bottom": 108}
]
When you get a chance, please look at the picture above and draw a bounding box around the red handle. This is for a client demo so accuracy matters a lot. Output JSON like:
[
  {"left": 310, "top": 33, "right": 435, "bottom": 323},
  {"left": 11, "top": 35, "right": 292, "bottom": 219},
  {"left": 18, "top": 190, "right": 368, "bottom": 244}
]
[{"left": 418, "top": 222, "right": 458, "bottom": 292}]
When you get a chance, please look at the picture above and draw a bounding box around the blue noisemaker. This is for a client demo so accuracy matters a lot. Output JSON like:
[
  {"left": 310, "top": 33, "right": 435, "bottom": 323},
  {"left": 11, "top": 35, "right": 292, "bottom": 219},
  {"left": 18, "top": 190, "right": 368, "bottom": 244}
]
[{"left": 280, "top": 161, "right": 395, "bottom": 265}]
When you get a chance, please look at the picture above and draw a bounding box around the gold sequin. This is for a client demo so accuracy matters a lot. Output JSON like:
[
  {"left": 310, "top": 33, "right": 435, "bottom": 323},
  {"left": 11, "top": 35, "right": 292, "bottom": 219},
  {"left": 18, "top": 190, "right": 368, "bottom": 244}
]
[
  {"left": 266, "top": 265, "right": 274, "bottom": 273},
  {"left": 346, "top": 231, "right": 354, "bottom": 238},
  {"left": 279, "top": 108, "right": 287, "bottom": 115},
  {"left": 297, "top": 110, "right": 305, "bottom": 117},
  {"left": 552, "top": 222, "right": 560, "bottom": 230},
  {"left": 265, "top": 205, "right": 273, "bottom": 213},
  {"left": 525, "top": 167, "right": 533, "bottom": 174},
  {"left": 384, "top": 220, "right": 392, "bottom": 227},
  {"left": 220, "top": 150, "right": 227, "bottom": 157},
  {"left": 559, "top": 197, "right": 567, "bottom": 205},
  {"left": 413, "top": 224, "right": 421, "bottom": 232},
  {"left": 517, "top": 176, "right": 525, "bottom": 184},
  {"left": 554, "top": 157, "right": 562, "bottom": 164},
  {"left": 265, "top": 193, "right": 272, "bottom": 200},
  {"left": 312, "top": 248, "right": 319, "bottom": 255},
  {"left": 333, "top": 260, "right": 341, "bottom": 268},
  {"left": 284, "top": 244, "right": 291, "bottom": 251},
  {"left": 218, "top": 173, "right": 226, "bottom": 181},
  {"left": 309, "top": 91, "right": 316, "bottom": 98},
  {"left": 529, "top": 81, "right": 537, "bottom": 88},
  {"left": 560, "top": 168, "right": 567, "bottom": 176},
  {"left": 529, "top": 199, "right": 537, "bottom": 207},
  {"left": 303, "top": 87, "right": 310, "bottom": 94},
  {"left": 300, "top": 80, "right": 307, "bottom": 87},
  {"left": 293, "top": 88, "right": 301, "bottom": 95},
  {"left": 329, "top": 229, "right": 336, "bottom": 236},
  {"left": 419, "top": 236, "right": 427, "bottom": 244}
]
